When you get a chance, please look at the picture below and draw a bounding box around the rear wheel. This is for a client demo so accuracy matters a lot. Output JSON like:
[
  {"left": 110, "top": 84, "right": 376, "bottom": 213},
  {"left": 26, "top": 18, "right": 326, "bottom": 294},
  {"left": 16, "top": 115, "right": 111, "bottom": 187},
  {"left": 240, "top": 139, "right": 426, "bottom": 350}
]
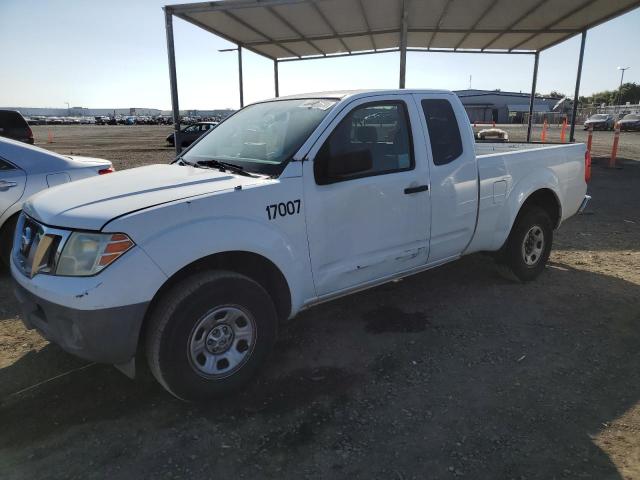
[
  {"left": 0, "top": 214, "right": 18, "bottom": 269},
  {"left": 145, "top": 270, "right": 278, "bottom": 401},
  {"left": 497, "top": 206, "right": 553, "bottom": 282}
]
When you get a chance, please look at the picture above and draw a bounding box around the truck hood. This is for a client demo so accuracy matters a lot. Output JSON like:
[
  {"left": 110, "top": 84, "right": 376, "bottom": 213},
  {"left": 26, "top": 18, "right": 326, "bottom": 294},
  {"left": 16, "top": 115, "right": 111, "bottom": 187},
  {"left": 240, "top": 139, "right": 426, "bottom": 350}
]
[{"left": 24, "top": 164, "right": 266, "bottom": 231}]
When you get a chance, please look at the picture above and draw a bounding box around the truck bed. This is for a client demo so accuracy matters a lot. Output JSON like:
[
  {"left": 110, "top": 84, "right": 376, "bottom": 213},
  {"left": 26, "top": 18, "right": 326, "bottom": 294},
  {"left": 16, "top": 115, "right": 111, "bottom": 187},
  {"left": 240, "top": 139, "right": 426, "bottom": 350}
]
[{"left": 466, "top": 142, "right": 587, "bottom": 254}]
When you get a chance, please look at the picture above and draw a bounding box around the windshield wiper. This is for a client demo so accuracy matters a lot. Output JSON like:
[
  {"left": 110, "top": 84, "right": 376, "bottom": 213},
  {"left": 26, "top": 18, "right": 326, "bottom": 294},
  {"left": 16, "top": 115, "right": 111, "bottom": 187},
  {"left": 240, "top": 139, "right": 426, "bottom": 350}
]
[{"left": 194, "top": 159, "right": 256, "bottom": 177}]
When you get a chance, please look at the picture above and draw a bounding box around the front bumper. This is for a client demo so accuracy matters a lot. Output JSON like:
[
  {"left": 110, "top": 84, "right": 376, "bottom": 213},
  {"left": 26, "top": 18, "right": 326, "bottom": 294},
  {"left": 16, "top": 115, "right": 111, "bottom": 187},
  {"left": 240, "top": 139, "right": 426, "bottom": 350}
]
[
  {"left": 14, "top": 281, "right": 148, "bottom": 364},
  {"left": 11, "top": 239, "right": 167, "bottom": 365}
]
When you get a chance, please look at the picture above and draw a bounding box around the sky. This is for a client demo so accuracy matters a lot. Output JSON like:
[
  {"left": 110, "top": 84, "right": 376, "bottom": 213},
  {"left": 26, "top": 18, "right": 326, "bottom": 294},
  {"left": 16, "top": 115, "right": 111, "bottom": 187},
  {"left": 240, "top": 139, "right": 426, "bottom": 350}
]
[{"left": 1, "top": 0, "right": 639, "bottom": 110}]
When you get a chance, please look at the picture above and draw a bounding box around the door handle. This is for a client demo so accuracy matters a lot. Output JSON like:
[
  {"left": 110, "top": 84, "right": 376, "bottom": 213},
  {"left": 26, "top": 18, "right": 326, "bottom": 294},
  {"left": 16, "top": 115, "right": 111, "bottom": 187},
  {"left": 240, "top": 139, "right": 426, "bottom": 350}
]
[
  {"left": 0, "top": 180, "right": 17, "bottom": 189},
  {"left": 404, "top": 185, "right": 429, "bottom": 194}
]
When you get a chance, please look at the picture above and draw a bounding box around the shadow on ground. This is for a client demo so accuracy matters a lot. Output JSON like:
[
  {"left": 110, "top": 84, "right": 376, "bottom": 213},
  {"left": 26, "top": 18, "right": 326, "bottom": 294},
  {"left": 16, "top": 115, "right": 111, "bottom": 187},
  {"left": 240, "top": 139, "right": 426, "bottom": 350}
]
[{"left": 1, "top": 253, "right": 639, "bottom": 479}]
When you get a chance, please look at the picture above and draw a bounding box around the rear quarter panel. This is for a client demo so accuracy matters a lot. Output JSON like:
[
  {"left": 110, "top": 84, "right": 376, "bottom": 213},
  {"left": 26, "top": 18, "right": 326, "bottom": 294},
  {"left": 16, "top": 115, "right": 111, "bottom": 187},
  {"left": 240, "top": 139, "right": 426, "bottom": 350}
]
[{"left": 466, "top": 143, "right": 586, "bottom": 253}]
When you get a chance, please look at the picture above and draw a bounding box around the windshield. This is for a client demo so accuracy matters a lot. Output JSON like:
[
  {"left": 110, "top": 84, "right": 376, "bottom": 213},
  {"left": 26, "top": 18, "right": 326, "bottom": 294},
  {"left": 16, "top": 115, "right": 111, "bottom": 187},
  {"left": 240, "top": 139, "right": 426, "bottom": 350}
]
[
  {"left": 623, "top": 114, "right": 640, "bottom": 120},
  {"left": 182, "top": 98, "right": 338, "bottom": 175},
  {"left": 590, "top": 114, "right": 609, "bottom": 120}
]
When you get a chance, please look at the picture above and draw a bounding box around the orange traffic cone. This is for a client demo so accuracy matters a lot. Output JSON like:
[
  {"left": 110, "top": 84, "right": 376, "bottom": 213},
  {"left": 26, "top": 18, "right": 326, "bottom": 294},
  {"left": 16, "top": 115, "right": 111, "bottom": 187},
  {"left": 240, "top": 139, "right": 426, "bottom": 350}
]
[
  {"left": 609, "top": 122, "right": 621, "bottom": 168},
  {"left": 560, "top": 118, "right": 567, "bottom": 143},
  {"left": 47, "top": 130, "right": 54, "bottom": 143}
]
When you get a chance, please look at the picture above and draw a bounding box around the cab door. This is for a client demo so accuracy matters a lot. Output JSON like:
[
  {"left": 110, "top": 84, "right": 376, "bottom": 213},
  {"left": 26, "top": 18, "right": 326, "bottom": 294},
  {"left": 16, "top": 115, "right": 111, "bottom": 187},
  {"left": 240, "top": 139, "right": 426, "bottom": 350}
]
[
  {"left": 413, "top": 93, "right": 478, "bottom": 262},
  {"left": 303, "top": 95, "right": 431, "bottom": 297},
  {"left": 0, "top": 158, "right": 26, "bottom": 219}
]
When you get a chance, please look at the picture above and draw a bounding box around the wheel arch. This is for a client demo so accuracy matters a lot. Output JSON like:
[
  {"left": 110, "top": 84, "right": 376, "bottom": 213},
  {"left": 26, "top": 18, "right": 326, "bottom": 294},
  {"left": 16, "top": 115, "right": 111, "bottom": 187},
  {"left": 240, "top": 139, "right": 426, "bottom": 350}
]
[
  {"left": 140, "top": 250, "right": 292, "bottom": 345},
  {"left": 517, "top": 188, "right": 561, "bottom": 229},
  {"left": 497, "top": 187, "right": 561, "bottom": 253}
]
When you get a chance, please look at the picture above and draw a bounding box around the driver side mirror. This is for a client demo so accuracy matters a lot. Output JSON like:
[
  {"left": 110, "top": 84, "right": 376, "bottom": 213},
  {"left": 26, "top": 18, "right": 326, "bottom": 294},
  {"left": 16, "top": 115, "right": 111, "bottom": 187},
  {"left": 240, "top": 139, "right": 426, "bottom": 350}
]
[{"left": 314, "top": 148, "right": 373, "bottom": 185}]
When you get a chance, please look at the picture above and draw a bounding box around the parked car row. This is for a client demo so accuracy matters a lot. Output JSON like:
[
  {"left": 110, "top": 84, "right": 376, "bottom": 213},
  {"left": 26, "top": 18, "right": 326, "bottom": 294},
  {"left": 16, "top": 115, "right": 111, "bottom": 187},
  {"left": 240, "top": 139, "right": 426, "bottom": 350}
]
[
  {"left": 26, "top": 116, "right": 96, "bottom": 125},
  {"left": 23, "top": 114, "right": 230, "bottom": 127},
  {"left": 583, "top": 113, "right": 640, "bottom": 131}
]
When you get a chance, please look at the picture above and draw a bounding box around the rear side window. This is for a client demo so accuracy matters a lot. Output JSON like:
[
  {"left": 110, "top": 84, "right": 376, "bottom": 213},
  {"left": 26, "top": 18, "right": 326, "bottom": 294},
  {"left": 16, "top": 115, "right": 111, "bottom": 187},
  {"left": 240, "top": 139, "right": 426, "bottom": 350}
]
[
  {"left": 0, "top": 159, "right": 15, "bottom": 170},
  {"left": 421, "top": 99, "right": 463, "bottom": 166},
  {"left": 0, "top": 110, "right": 28, "bottom": 129}
]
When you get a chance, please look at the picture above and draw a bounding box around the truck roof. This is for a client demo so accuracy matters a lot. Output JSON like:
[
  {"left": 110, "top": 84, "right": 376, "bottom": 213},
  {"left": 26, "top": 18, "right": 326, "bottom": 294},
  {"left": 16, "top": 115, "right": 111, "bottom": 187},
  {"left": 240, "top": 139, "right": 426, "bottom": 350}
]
[{"left": 273, "top": 89, "right": 454, "bottom": 101}]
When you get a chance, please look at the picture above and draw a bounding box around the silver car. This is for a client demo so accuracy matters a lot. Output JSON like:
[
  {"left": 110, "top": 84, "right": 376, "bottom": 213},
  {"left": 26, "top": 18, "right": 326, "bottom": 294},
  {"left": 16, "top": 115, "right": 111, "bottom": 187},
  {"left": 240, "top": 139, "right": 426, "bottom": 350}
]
[
  {"left": 0, "top": 137, "right": 113, "bottom": 266},
  {"left": 583, "top": 113, "right": 615, "bottom": 130}
]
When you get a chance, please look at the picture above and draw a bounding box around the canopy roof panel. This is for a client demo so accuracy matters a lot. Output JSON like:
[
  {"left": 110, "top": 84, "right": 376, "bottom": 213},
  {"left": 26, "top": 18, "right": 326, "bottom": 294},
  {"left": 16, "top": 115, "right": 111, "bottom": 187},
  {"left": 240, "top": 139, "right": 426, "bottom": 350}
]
[{"left": 167, "top": 0, "right": 640, "bottom": 59}]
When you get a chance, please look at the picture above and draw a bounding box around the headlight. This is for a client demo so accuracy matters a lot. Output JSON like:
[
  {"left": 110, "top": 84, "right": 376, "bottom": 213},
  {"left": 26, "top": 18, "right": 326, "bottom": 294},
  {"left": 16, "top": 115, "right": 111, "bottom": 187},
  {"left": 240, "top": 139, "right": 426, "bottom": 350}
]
[{"left": 56, "top": 232, "right": 134, "bottom": 276}]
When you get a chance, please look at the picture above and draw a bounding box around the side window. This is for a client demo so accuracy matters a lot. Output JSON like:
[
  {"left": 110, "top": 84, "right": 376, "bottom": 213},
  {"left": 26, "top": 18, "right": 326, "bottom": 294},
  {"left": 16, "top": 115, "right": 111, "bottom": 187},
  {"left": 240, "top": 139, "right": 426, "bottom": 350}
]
[
  {"left": 314, "top": 101, "right": 413, "bottom": 184},
  {"left": 0, "top": 159, "right": 15, "bottom": 171},
  {"left": 421, "top": 99, "right": 463, "bottom": 166}
]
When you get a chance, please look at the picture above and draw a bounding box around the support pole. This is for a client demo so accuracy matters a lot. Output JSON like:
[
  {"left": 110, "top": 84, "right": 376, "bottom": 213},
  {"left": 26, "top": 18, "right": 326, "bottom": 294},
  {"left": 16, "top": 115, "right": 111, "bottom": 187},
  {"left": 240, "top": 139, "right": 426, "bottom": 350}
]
[
  {"left": 399, "top": 0, "right": 408, "bottom": 89},
  {"left": 164, "top": 8, "right": 181, "bottom": 155},
  {"left": 238, "top": 46, "right": 244, "bottom": 108},
  {"left": 274, "top": 60, "right": 279, "bottom": 97},
  {"left": 570, "top": 30, "right": 587, "bottom": 143},
  {"left": 526, "top": 52, "right": 539, "bottom": 143}
]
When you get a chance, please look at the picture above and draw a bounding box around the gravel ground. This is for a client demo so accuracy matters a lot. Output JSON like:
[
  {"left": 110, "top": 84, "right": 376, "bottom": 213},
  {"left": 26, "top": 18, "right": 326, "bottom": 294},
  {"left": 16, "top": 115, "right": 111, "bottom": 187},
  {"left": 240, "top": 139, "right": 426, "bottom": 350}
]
[{"left": 0, "top": 125, "right": 639, "bottom": 479}]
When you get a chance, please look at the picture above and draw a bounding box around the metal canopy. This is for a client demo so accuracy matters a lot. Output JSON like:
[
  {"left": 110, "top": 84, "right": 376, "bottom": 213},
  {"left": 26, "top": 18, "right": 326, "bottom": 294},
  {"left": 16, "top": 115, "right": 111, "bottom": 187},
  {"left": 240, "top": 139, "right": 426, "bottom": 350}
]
[
  {"left": 163, "top": 0, "right": 640, "bottom": 153},
  {"left": 167, "top": 0, "right": 640, "bottom": 59}
]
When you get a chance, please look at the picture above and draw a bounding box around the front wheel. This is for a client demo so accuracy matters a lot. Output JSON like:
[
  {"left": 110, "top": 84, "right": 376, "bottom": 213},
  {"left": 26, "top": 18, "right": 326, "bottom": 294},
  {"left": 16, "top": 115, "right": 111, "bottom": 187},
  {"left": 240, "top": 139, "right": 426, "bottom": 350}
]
[
  {"left": 497, "top": 206, "right": 553, "bottom": 282},
  {"left": 145, "top": 270, "right": 278, "bottom": 401}
]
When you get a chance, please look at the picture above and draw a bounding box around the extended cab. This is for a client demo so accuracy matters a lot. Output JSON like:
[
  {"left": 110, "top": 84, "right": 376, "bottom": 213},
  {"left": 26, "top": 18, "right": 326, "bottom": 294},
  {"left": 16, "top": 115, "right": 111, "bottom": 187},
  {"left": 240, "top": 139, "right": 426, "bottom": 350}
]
[{"left": 11, "top": 90, "right": 590, "bottom": 400}]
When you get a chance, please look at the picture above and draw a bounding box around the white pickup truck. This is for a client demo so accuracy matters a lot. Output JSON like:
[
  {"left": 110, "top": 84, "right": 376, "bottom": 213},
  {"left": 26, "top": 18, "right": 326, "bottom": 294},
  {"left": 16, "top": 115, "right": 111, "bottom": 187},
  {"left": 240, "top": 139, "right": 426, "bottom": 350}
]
[{"left": 11, "top": 90, "right": 590, "bottom": 401}]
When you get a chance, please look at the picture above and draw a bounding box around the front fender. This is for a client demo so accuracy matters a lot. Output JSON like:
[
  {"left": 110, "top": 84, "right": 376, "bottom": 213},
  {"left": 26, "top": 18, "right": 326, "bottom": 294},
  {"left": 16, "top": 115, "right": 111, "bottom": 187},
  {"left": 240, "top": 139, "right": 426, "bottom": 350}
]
[{"left": 106, "top": 199, "right": 314, "bottom": 315}]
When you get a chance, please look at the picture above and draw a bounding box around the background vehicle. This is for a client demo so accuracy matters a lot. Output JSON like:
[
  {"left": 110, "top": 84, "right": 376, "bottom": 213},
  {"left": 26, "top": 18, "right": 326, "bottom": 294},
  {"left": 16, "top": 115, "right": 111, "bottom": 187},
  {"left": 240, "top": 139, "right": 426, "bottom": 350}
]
[
  {"left": 0, "top": 110, "right": 34, "bottom": 144},
  {"left": 619, "top": 113, "right": 640, "bottom": 131},
  {"left": 476, "top": 127, "right": 509, "bottom": 142},
  {"left": 583, "top": 113, "right": 615, "bottom": 130},
  {"left": 0, "top": 137, "right": 113, "bottom": 266},
  {"left": 166, "top": 121, "right": 218, "bottom": 147},
  {"left": 12, "top": 90, "right": 589, "bottom": 401}
]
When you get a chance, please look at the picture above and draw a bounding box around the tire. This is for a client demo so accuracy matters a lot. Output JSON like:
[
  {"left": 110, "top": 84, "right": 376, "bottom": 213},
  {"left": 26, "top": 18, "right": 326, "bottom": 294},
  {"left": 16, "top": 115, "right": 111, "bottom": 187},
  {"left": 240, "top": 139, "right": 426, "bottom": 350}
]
[
  {"left": 145, "top": 270, "right": 278, "bottom": 401},
  {"left": 497, "top": 206, "right": 553, "bottom": 282},
  {"left": 0, "top": 214, "right": 18, "bottom": 269}
]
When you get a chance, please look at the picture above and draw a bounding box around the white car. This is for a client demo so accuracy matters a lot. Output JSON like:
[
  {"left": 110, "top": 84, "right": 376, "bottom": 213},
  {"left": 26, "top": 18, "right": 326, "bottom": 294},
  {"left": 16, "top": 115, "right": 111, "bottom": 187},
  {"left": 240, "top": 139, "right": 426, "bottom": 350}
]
[
  {"left": 11, "top": 90, "right": 590, "bottom": 400},
  {"left": 0, "top": 137, "right": 113, "bottom": 265}
]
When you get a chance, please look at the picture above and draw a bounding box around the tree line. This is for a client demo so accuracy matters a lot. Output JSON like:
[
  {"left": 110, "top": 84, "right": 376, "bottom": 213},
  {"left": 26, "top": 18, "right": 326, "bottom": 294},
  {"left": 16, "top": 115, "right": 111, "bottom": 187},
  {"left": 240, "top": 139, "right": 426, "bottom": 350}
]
[
  {"left": 578, "top": 82, "right": 640, "bottom": 106},
  {"left": 537, "top": 83, "right": 640, "bottom": 106}
]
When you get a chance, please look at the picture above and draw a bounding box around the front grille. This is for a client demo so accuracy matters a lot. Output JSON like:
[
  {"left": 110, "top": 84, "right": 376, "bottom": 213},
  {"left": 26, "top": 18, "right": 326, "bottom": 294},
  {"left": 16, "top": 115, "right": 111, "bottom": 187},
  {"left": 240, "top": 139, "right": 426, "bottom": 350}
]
[{"left": 13, "top": 214, "right": 70, "bottom": 277}]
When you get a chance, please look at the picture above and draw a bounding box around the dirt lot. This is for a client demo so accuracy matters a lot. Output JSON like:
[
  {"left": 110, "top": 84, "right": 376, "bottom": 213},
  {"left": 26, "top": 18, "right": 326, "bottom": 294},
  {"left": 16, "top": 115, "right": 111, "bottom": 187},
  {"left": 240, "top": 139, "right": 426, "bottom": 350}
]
[
  {"left": 25, "top": 122, "right": 640, "bottom": 170},
  {"left": 1, "top": 125, "right": 640, "bottom": 479}
]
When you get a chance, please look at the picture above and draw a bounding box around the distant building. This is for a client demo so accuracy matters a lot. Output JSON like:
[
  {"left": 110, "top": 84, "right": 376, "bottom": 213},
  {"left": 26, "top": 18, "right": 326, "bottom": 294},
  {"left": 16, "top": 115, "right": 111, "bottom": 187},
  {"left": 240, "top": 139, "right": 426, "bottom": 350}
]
[{"left": 454, "top": 90, "right": 564, "bottom": 124}]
